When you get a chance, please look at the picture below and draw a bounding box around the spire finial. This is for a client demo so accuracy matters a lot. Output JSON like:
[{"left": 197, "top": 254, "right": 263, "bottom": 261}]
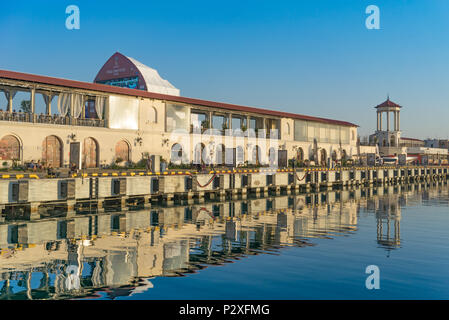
[{"left": 387, "top": 93, "right": 390, "bottom": 101}]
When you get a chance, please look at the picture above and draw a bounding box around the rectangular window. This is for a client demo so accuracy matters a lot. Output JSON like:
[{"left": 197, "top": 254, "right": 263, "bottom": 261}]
[
  {"left": 191, "top": 112, "right": 206, "bottom": 132},
  {"left": 212, "top": 115, "right": 226, "bottom": 130},
  {"left": 330, "top": 125, "right": 339, "bottom": 143},
  {"left": 109, "top": 95, "right": 139, "bottom": 130},
  {"left": 294, "top": 120, "right": 307, "bottom": 141},
  {"left": 340, "top": 127, "right": 350, "bottom": 144},
  {"left": 166, "top": 104, "right": 190, "bottom": 132},
  {"left": 307, "top": 122, "right": 315, "bottom": 142},
  {"left": 319, "top": 125, "right": 327, "bottom": 143}
]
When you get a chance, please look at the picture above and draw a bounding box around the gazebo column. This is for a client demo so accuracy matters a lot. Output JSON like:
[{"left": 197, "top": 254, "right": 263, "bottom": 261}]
[
  {"left": 379, "top": 112, "right": 382, "bottom": 131},
  {"left": 397, "top": 111, "right": 400, "bottom": 131},
  {"left": 393, "top": 111, "right": 398, "bottom": 131},
  {"left": 377, "top": 112, "right": 380, "bottom": 131},
  {"left": 386, "top": 111, "right": 390, "bottom": 131}
]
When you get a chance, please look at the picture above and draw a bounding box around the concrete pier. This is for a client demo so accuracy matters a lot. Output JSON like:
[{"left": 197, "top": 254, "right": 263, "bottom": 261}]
[{"left": 0, "top": 166, "right": 448, "bottom": 219}]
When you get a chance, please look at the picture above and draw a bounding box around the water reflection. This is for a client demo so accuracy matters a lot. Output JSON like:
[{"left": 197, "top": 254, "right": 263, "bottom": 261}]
[{"left": 0, "top": 182, "right": 448, "bottom": 300}]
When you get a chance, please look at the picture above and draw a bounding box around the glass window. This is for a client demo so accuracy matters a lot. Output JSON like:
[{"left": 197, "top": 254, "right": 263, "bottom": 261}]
[
  {"left": 166, "top": 104, "right": 190, "bottom": 132},
  {"left": 294, "top": 120, "right": 307, "bottom": 141}
]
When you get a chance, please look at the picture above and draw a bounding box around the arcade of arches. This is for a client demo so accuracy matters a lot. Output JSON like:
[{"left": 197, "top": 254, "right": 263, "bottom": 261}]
[{"left": 0, "top": 134, "right": 135, "bottom": 168}]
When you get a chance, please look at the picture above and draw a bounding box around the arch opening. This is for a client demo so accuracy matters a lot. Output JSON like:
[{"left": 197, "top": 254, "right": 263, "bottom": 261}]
[
  {"left": 42, "top": 135, "right": 63, "bottom": 168},
  {"left": 83, "top": 137, "right": 99, "bottom": 168},
  {"left": 0, "top": 135, "right": 20, "bottom": 161}
]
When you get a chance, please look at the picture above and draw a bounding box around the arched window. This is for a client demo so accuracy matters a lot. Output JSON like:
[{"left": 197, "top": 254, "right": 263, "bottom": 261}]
[
  {"left": 252, "top": 145, "right": 261, "bottom": 165},
  {"left": 320, "top": 149, "right": 327, "bottom": 166},
  {"left": 236, "top": 146, "right": 244, "bottom": 163},
  {"left": 194, "top": 143, "right": 205, "bottom": 165},
  {"left": 42, "top": 135, "right": 63, "bottom": 167},
  {"left": 0, "top": 135, "right": 20, "bottom": 161},
  {"left": 296, "top": 148, "right": 304, "bottom": 162},
  {"left": 216, "top": 144, "right": 225, "bottom": 165},
  {"left": 149, "top": 106, "right": 158, "bottom": 123},
  {"left": 268, "top": 147, "right": 277, "bottom": 166},
  {"left": 83, "top": 137, "right": 99, "bottom": 168},
  {"left": 390, "top": 136, "right": 395, "bottom": 147},
  {"left": 286, "top": 123, "right": 290, "bottom": 135},
  {"left": 115, "top": 140, "right": 130, "bottom": 163},
  {"left": 171, "top": 143, "right": 183, "bottom": 164},
  {"left": 331, "top": 150, "right": 337, "bottom": 161}
]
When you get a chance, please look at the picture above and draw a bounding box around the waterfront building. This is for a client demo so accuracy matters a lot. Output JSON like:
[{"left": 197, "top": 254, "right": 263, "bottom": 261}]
[{"left": 0, "top": 53, "right": 360, "bottom": 169}]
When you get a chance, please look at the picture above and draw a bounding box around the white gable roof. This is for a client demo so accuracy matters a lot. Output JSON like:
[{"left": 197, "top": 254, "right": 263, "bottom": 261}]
[{"left": 126, "top": 56, "right": 180, "bottom": 96}]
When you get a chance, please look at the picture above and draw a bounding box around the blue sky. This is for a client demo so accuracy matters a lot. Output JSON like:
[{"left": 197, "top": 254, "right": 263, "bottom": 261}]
[{"left": 1, "top": 0, "right": 449, "bottom": 138}]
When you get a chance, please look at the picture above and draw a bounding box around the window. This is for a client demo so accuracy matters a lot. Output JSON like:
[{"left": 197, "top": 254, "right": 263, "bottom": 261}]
[
  {"left": 171, "top": 144, "right": 183, "bottom": 163},
  {"left": 294, "top": 120, "right": 307, "bottom": 141},
  {"left": 166, "top": 104, "right": 190, "bottom": 132}
]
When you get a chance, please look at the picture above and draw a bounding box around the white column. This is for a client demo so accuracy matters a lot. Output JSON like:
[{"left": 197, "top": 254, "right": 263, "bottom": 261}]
[
  {"left": 386, "top": 111, "right": 390, "bottom": 131},
  {"left": 377, "top": 112, "right": 379, "bottom": 131},
  {"left": 393, "top": 111, "right": 397, "bottom": 131},
  {"left": 208, "top": 111, "right": 212, "bottom": 129},
  {"left": 262, "top": 118, "right": 266, "bottom": 138},
  {"left": 8, "top": 89, "right": 13, "bottom": 113},
  {"left": 397, "top": 111, "right": 400, "bottom": 131},
  {"left": 379, "top": 112, "right": 382, "bottom": 131},
  {"left": 30, "top": 87, "right": 35, "bottom": 114},
  {"left": 46, "top": 92, "right": 53, "bottom": 116}
]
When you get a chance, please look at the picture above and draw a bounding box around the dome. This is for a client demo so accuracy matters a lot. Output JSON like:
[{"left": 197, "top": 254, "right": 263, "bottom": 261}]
[{"left": 94, "top": 52, "right": 180, "bottom": 96}]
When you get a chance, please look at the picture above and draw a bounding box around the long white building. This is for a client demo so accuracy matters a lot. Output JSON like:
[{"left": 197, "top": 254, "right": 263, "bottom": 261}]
[{"left": 0, "top": 53, "right": 361, "bottom": 170}]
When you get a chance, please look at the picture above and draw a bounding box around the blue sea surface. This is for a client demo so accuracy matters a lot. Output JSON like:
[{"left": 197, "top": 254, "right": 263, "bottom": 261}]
[
  {"left": 119, "top": 205, "right": 449, "bottom": 300},
  {"left": 0, "top": 185, "right": 448, "bottom": 300}
]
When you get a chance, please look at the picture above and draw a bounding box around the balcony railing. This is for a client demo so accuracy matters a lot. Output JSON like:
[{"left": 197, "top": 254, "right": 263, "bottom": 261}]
[
  {"left": 189, "top": 126, "right": 280, "bottom": 139},
  {"left": 0, "top": 111, "right": 105, "bottom": 127}
]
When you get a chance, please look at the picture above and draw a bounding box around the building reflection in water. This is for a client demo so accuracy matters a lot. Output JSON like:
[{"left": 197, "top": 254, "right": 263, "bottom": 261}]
[{"left": 0, "top": 182, "right": 448, "bottom": 299}]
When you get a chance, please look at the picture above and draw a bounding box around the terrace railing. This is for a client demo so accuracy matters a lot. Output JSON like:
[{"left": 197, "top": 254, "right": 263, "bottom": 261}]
[{"left": 0, "top": 111, "right": 105, "bottom": 128}]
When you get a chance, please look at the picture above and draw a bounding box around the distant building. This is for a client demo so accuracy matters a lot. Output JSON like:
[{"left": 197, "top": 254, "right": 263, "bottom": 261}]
[
  {"left": 369, "top": 98, "right": 448, "bottom": 163},
  {"left": 424, "top": 139, "right": 449, "bottom": 149},
  {"left": 400, "top": 137, "right": 425, "bottom": 148}
]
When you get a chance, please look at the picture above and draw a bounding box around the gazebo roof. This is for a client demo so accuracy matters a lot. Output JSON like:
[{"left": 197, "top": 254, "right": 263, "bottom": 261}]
[{"left": 375, "top": 98, "right": 402, "bottom": 109}]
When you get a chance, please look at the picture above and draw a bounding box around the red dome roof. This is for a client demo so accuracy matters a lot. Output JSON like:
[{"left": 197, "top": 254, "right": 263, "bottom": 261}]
[{"left": 375, "top": 98, "right": 402, "bottom": 108}]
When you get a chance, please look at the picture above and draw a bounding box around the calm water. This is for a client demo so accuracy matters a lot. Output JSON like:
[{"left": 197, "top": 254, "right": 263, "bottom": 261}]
[{"left": 1, "top": 183, "right": 449, "bottom": 300}]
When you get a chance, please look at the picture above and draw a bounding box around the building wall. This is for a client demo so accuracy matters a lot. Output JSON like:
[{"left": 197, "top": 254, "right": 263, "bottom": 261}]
[{"left": 0, "top": 91, "right": 358, "bottom": 167}]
